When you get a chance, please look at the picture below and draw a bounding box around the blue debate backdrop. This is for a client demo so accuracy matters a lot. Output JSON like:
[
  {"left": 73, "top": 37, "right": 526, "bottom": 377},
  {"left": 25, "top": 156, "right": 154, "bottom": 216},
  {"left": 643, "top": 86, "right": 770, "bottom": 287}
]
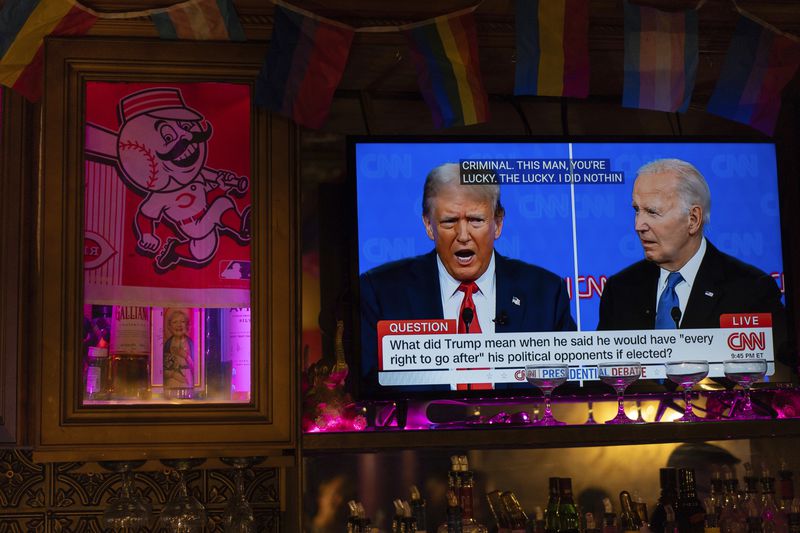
[{"left": 355, "top": 141, "right": 784, "bottom": 331}]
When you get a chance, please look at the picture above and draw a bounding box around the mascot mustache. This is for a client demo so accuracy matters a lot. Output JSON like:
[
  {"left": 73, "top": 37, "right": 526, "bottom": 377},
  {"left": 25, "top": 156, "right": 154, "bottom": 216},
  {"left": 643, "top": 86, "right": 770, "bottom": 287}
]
[{"left": 156, "top": 124, "right": 213, "bottom": 161}]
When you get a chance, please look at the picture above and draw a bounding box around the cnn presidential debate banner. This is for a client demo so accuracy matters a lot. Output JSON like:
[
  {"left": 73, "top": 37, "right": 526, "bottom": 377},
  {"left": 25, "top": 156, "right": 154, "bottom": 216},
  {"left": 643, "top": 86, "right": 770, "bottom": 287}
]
[{"left": 355, "top": 140, "right": 784, "bottom": 386}]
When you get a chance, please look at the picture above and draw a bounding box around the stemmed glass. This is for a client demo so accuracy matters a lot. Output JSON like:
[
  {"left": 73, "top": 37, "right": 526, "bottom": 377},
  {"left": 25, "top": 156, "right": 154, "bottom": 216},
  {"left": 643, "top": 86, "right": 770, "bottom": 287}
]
[
  {"left": 665, "top": 360, "right": 709, "bottom": 422},
  {"left": 724, "top": 359, "right": 768, "bottom": 419},
  {"left": 525, "top": 364, "right": 569, "bottom": 426},
  {"left": 220, "top": 457, "right": 265, "bottom": 532},
  {"left": 100, "top": 460, "right": 151, "bottom": 532},
  {"left": 158, "top": 459, "right": 207, "bottom": 533},
  {"left": 597, "top": 362, "right": 642, "bottom": 424}
]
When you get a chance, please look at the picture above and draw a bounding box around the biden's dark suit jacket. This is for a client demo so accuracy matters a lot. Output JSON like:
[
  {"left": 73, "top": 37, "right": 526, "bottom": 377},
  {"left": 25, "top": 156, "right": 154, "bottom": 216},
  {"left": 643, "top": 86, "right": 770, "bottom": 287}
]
[
  {"left": 359, "top": 251, "right": 576, "bottom": 385},
  {"left": 597, "top": 241, "right": 786, "bottom": 353}
]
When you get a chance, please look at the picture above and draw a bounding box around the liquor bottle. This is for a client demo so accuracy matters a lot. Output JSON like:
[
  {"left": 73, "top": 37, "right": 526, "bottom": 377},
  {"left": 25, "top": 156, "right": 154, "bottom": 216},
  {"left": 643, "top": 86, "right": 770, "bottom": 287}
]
[
  {"left": 544, "top": 478, "right": 561, "bottom": 533},
  {"left": 458, "top": 457, "right": 487, "bottom": 533},
  {"left": 651, "top": 468, "right": 678, "bottom": 533},
  {"left": 558, "top": 478, "right": 581, "bottom": 533},
  {"left": 225, "top": 307, "right": 252, "bottom": 401},
  {"left": 84, "top": 305, "right": 112, "bottom": 400},
  {"left": 450, "top": 456, "right": 463, "bottom": 508},
  {"left": 500, "top": 491, "right": 529, "bottom": 531},
  {"left": 394, "top": 499, "right": 407, "bottom": 533},
  {"left": 705, "top": 497, "right": 721, "bottom": 533},
  {"left": 411, "top": 485, "right": 429, "bottom": 533},
  {"left": 347, "top": 500, "right": 360, "bottom": 533},
  {"left": 779, "top": 465, "right": 795, "bottom": 514},
  {"left": 357, "top": 502, "right": 372, "bottom": 533},
  {"left": 743, "top": 464, "right": 763, "bottom": 520},
  {"left": 788, "top": 499, "right": 800, "bottom": 533},
  {"left": 486, "top": 490, "right": 508, "bottom": 530},
  {"left": 663, "top": 505, "right": 678, "bottom": 533},
  {"left": 585, "top": 512, "right": 601, "bottom": 533},
  {"left": 109, "top": 305, "right": 151, "bottom": 400},
  {"left": 760, "top": 469, "right": 787, "bottom": 533},
  {"left": 601, "top": 498, "right": 617, "bottom": 533},
  {"left": 720, "top": 467, "right": 746, "bottom": 533},
  {"left": 620, "top": 491, "right": 643, "bottom": 533},
  {"left": 632, "top": 491, "right": 650, "bottom": 530},
  {"left": 711, "top": 469, "right": 726, "bottom": 519},
  {"left": 676, "top": 468, "right": 706, "bottom": 533},
  {"left": 532, "top": 506, "right": 546, "bottom": 533},
  {"left": 460, "top": 456, "right": 476, "bottom": 522},
  {"left": 404, "top": 500, "right": 418, "bottom": 533},
  {"left": 440, "top": 490, "right": 464, "bottom": 533}
]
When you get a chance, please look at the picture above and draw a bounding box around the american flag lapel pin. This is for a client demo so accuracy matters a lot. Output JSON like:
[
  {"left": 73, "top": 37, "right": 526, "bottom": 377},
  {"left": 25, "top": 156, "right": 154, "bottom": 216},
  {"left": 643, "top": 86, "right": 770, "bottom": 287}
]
[
  {"left": 705, "top": 291, "right": 714, "bottom": 297},
  {"left": 512, "top": 296, "right": 521, "bottom": 306}
]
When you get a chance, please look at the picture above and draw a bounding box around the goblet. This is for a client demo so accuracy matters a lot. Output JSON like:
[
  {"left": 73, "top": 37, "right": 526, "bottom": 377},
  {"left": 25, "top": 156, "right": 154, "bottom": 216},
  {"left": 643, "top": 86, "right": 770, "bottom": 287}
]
[
  {"left": 158, "top": 459, "right": 207, "bottom": 533},
  {"left": 665, "top": 360, "right": 709, "bottom": 422},
  {"left": 220, "top": 457, "right": 265, "bottom": 533},
  {"left": 724, "top": 359, "right": 768, "bottom": 419},
  {"left": 525, "top": 364, "right": 569, "bottom": 426},
  {"left": 99, "top": 460, "right": 151, "bottom": 532},
  {"left": 597, "top": 362, "right": 642, "bottom": 424}
]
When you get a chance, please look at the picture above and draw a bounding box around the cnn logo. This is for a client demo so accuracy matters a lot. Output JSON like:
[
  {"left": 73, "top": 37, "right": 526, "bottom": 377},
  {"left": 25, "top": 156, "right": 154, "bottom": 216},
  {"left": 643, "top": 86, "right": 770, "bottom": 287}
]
[{"left": 727, "top": 331, "right": 766, "bottom": 351}]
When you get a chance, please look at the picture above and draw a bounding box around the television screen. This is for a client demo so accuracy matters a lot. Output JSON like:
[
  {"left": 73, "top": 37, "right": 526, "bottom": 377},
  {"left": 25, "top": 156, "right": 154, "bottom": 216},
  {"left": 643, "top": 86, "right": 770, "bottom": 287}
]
[{"left": 352, "top": 138, "right": 788, "bottom": 399}]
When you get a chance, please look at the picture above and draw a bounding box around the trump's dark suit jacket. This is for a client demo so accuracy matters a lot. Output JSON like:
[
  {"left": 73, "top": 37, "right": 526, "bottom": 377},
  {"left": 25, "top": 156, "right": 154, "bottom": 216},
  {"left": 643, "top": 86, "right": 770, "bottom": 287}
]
[
  {"left": 359, "top": 251, "right": 576, "bottom": 383},
  {"left": 597, "top": 241, "right": 785, "bottom": 343}
]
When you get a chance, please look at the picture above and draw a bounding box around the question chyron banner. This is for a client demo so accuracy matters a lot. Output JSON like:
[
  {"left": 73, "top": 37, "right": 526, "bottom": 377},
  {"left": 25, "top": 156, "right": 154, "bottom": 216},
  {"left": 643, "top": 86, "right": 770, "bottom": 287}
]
[{"left": 376, "top": 314, "right": 774, "bottom": 386}]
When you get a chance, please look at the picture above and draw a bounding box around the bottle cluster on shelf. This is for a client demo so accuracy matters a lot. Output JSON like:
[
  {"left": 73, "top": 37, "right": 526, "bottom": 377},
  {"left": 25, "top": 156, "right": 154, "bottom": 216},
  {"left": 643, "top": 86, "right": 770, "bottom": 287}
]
[
  {"left": 81, "top": 304, "right": 252, "bottom": 403},
  {"left": 346, "top": 458, "right": 800, "bottom": 533}
]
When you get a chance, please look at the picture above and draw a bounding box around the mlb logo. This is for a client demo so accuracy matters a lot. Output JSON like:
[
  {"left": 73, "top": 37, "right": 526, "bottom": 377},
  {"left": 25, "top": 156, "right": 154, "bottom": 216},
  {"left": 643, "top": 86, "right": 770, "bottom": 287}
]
[{"left": 220, "top": 260, "right": 251, "bottom": 280}]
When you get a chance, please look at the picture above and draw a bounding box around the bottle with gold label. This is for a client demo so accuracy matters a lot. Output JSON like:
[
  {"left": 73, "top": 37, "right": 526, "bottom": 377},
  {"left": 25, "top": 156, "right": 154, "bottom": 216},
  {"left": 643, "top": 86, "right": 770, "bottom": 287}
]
[{"left": 109, "top": 305, "right": 151, "bottom": 400}]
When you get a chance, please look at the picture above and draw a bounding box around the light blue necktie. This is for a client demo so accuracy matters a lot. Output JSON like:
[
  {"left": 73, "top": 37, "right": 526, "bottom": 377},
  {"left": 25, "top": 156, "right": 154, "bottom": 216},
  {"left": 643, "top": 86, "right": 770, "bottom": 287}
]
[{"left": 655, "top": 272, "right": 684, "bottom": 329}]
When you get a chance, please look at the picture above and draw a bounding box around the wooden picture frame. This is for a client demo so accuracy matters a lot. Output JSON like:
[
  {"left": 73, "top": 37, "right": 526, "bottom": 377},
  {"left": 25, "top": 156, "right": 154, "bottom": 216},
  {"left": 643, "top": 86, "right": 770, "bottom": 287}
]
[{"left": 34, "top": 37, "right": 297, "bottom": 461}]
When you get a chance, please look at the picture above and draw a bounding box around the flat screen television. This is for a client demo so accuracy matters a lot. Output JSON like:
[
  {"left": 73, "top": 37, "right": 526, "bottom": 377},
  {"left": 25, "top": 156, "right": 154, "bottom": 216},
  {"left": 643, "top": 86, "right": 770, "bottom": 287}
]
[{"left": 350, "top": 137, "right": 790, "bottom": 400}]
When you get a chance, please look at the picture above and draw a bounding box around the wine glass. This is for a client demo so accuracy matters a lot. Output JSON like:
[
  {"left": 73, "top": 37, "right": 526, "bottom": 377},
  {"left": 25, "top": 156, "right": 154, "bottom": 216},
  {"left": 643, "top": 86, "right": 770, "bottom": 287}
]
[
  {"left": 220, "top": 457, "right": 265, "bottom": 532},
  {"left": 597, "top": 362, "right": 642, "bottom": 424},
  {"left": 525, "top": 364, "right": 569, "bottom": 426},
  {"left": 664, "top": 360, "right": 709, "bottom": 422},
  {"left": 158, "top": 459, "right": 207, "bottom": 533},
  {"left": 724, "top": 359, "right": 768, "bottom": 419},
  {"left": 100, "top": 460, "right": 151, "bottom": 532}
]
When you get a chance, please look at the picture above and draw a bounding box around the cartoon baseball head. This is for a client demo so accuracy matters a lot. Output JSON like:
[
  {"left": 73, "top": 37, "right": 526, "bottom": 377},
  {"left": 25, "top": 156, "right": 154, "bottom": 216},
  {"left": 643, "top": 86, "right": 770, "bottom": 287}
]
[{"left": 116, "top": 88, "right": 212, "bottom": 193}]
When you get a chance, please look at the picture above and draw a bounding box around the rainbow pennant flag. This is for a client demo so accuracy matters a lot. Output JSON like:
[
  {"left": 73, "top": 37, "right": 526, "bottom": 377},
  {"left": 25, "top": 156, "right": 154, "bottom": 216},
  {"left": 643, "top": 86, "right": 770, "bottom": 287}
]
[
  {"left": 151, "top": 0, "right": 245, "bottom": 41},
  {"left": 707, "top": 15, "right": 800, "bottom": 135},
  {"left": 0, "top": 0, "right": 98, "bottom": 101},
  {"left": 255, "top": 4, "right": 354, "bottom": 129},
  {"left": 514, "top": 0, "right": 589, "bottom": 98},
  {"left": 622, "top": 2, "right": 698, "bottom": 113},
  {"left": 403, "top": 9, "right": 489, "bottom": 129}
]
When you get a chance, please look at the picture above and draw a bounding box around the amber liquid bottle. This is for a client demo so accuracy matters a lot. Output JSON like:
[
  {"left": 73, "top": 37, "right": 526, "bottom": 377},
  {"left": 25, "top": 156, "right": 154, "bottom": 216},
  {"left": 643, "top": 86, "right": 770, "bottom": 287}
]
[{"left": 109, "top": 305, "right": 151, "bottom": 400}]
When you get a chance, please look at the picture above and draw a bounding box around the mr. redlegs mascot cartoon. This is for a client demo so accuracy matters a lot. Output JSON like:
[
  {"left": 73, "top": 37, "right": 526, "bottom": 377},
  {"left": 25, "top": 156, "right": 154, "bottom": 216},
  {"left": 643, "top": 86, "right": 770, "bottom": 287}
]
[{"left": 86, "top": 87, "right": 250, "bottom": 272}]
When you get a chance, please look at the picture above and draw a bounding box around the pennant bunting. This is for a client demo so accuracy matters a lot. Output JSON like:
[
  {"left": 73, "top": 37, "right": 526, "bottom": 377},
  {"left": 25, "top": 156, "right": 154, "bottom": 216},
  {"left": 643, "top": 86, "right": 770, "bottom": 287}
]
[
  {"left": 622, "top": 2, "right": 698, "bottom": 113},
  {"left": 151, "top": 0, "right": 245, "bottom": 41},
  {"left": 0, "top": 0, "right": 98, "bottom": 101},
  {"left": 707, "top": 15, "right": 800, "bottom": 135},
  {"left": 514, "top": 0, "right": 589, "bottom": 98},
  {"left": 255, "top": 4, "right": 354, "bottom": 129},
  {"left": 402, "top": 9, "right": 489, "bottom": 129}
]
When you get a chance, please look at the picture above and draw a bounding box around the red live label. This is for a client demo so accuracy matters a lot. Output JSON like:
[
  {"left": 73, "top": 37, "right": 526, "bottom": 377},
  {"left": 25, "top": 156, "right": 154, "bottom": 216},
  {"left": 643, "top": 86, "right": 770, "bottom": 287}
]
[
  {"left": 377, "top": 319, "right": 457, "bottom": 369},
  {"left": 719, "top": 313, "right": 772, "bottom": 328}
]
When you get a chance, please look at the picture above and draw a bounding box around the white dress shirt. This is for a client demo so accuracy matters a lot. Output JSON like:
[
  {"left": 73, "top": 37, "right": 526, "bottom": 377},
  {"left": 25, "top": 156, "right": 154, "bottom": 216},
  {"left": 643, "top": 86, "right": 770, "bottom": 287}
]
[
  {"left": 436, "top": 252, "right": 497, "bottom": 334},
  {"left": 656, "top": 237, "right": 707, "bottom": 326}
]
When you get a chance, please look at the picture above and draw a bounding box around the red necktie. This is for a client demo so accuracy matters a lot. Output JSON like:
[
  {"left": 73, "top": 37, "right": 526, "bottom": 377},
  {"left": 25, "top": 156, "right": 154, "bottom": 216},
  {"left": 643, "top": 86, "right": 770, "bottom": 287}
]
[
  {"left": 456, "top": 282, "right": 491, "bottom": 390},
  {"left": 457, "top": 282, "right": 482, "bottom": 334}
]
